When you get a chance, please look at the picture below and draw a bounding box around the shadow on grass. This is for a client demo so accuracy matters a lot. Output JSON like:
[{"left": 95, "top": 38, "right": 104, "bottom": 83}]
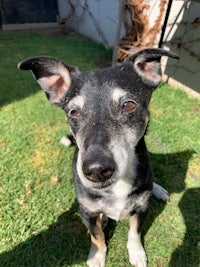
[
  {"left": 143, "top": 150, "right": 200, "bottom": 267},
  {"left": 0, "top": 201, "right": 89, "bottom": 267},
  {"left": 0, "top": 81, "right": 41, "bottom": 108},
  {"left": 0, "top": 150, "right": 199, "bottom": 266},
  {"left": 169, "top": 187, "right": 200, "bottom": 267}
]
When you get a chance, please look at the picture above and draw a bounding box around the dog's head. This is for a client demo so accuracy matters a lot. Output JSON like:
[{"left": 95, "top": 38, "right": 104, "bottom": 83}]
[{"left": 18, "top": 48, "right": 179, "bottom": 189}]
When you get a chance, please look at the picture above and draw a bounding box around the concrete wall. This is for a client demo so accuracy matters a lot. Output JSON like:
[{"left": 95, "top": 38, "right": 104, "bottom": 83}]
[
  {"left": 161, "top": 0, "right": 200, "bottom": 96},
  {"left": 57, "top": 0, "right": 123, "bottom": 48},
  {"left": 57, "top": 0, "right": 200, "bottom": 96}
]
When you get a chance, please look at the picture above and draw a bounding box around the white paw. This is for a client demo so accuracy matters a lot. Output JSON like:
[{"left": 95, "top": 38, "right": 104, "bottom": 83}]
[
  {"left": 152, "top": 182, "right": 170, "bottom": 202},
  {"left": 127, "top": 233, "right": 147, "bottom": 267},
  {"left": 128, "top": 247, "right": 147, "bottom": 267},
  {"left": 87, "top": 253, "right": 106, "bottom": 267},
  {"left": 87, "top": 244, "right": 106, "bottom": 267}
]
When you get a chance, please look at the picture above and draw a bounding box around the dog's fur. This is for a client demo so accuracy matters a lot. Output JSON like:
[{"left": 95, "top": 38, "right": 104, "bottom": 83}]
[{"left": 18, "top": 48, "right": 178, "bottom": 267}]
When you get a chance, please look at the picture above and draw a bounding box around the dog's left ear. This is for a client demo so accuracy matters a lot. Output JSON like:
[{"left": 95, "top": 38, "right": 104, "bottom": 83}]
[
  {"left": 124, "top": 48, "right": 179, "bottom": 88},
  {"left": 18, "top": 56, "right": 79, "bottom": 105}
]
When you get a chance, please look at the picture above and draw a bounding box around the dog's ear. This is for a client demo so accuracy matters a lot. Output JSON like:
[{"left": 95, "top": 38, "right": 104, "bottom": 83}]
[
  {"left": 18, "top": 56, "right": 79, "bottom": 105},
  {"left": 124, "top": 48, "right": 179, "bottom": 88}
]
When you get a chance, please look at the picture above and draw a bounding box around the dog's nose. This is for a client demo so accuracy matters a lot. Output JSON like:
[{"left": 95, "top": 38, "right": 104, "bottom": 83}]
[{"left": 82, "top": 157, "right": 115, "bottom": 183}]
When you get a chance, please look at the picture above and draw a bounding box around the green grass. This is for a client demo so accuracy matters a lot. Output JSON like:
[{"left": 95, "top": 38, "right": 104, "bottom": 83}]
[{"left": 0, "top": 30, "right": 200, "bottom": 267}]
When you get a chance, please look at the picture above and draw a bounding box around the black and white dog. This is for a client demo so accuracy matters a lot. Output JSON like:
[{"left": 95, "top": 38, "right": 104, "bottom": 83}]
[{"left": 18, "top": 48, "right": 178, "bottom": 267}]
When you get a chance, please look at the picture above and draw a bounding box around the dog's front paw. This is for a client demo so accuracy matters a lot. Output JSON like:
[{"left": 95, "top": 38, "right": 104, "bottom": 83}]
[
  {"left": 127, "top": 234, "right": 147, "bottom": 267},
  {"left": 152, "top": 182, "right": 170, "bottom": 202},
  {"left": 87, "top": 258, "right": 105, "bottom": 267},
  {"left": 87, "top": 253, "right": 106, "bottom": 267},
  {"left": 128, "top": 247, "right": 147, "bottom": 267},
  {"left": 129, "top": 250, "right": 147, "bottom": 267},
  {"left": 87, "top": 244, "right": 107, "bottom": 267}
]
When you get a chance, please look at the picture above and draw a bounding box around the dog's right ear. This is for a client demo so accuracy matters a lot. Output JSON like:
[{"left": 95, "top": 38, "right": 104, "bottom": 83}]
[
  {"left": 18, "top": 56, "right": 79, "bottom": 105},
  {"left": 124, "top": 48, "right": 179, "bottom": 89}
]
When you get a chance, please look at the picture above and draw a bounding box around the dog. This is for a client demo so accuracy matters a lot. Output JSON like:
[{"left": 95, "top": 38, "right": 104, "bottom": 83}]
[{"left": 18, "top": 48, "right": 178, "bottom": 267}]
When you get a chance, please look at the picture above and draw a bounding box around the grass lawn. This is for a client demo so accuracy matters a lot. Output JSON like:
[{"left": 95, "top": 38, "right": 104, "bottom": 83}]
[{"left": 0, "top": 30, "right": 200, "bottom": 267}]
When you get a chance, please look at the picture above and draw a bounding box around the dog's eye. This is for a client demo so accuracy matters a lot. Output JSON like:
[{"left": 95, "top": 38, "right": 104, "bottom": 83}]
[
  {"left": 122, "top": 101, "right": 136, "bottom": 112},
  {"left": 69, "top": 109, "right": 80, "bottom": 117}
]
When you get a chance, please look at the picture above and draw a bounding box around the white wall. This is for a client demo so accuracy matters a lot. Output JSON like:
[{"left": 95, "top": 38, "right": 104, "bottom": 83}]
[
  {"left": 161, "top": 0, "right": 200, "bottom": 95},
  {"left": 57, "top": 0, "right": 123, "bottom": 48},
  {"left": 57, "top": 0, "right": 200, "bottom": 95}
]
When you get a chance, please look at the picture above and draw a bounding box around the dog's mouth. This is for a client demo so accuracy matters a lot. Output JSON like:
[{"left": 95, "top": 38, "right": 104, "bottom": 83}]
[{"left": 85, "top": 176, "right": 115, "bottom": 189}]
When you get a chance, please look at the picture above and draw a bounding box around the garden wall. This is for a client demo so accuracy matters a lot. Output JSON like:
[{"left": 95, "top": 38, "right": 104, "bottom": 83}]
[
  {"left": 161, "top": 0, "right": 200, "bottom": 96},
  {"left": 57, "top": 0, "right": 123, "bottom": 48},
  {"left": 57, "top": 0, "right": 200, "bottom": 96}
]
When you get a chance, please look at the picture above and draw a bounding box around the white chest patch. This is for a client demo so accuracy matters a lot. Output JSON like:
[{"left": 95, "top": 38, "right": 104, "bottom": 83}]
[
  {"left": 103, "top": 179, "right": 133, "bottom": 221},
  {"left": 80, "top": 178, "right": 137, "bottom": 222}
]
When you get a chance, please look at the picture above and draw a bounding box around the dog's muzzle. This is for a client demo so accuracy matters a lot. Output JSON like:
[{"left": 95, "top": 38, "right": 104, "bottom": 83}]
[{"left": 82, "top": 152, "right": 115, "bottom": 183}]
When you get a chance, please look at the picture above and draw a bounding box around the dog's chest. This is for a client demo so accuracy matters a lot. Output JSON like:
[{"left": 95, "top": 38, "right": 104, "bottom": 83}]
[
  {"left": 81, "top": 179, "right": 137, "bottom": 222},
  {"left": 104, "top": 179, "right": 133, "bottom": 221}
]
